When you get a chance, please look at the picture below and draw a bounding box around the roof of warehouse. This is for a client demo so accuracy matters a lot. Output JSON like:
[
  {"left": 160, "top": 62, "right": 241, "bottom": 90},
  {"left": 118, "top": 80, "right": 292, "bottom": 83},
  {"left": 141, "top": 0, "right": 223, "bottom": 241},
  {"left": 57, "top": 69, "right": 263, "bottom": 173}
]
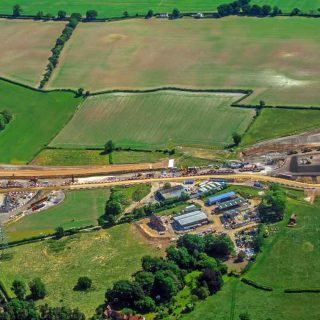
[
  {"left": 223, "top": 208, "right": 240, "bottom": 216},
  {"left": 208, "top": 191, "right": 235, "bottom": 203},
  {"left": 173, "top": 210, "right": 208, "bottom": 227},
  {"left": 218, "top": 197, "right": 245, "bottom": 210}
]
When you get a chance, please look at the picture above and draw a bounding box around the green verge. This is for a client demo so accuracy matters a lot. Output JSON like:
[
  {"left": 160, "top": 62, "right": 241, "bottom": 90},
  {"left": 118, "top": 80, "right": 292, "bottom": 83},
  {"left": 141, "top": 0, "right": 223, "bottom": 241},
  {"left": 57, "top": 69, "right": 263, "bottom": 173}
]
[
  {"left": 0, "top": 224, "right": 161, "bottom": 317},
  {"left": 182, "top": 194, "right": 320, "bottom": 320},
  {"left": 5, "top": 189, "right": 110, "bottom": 241},
  {"left": 0, "top": 0, "right": 319, "bottom": 18},
  {"left": 32, "top": 148, "right": 166, "bottom": 166},
  {"left": 0, "top": 79, "right": 81, "bottom": 164},
  {"left": 241, "top": 108, "right": 320, "bottom": 146}
]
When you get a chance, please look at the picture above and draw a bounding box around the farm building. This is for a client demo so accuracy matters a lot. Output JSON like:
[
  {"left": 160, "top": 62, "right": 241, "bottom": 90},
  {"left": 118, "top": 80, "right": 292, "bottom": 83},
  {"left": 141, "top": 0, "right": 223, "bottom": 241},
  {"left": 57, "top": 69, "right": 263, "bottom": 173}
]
[
  {"left": 223, "top": 208, "right": 240, "bottom": 219},
  {"left": 173, "top": 210, "right": 208, "bottom": 230},
  {"left": 156, "top": 185, "right": 187, "bottom": 201},
  {"left": 207, "top": 191, "right": 236, "bottom": 206},
  {"left": 216, "top": 197, "right": 246, "bottom": 212}
]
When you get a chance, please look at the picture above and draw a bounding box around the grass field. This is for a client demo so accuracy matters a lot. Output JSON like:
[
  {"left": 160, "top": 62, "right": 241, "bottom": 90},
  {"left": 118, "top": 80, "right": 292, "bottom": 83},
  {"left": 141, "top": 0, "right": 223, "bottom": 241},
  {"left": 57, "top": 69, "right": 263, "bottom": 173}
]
[
  {"left": 0, "top": 0, "right": 318, "bottom": 17},
  {"left": 0, "top": 19, "right": 65, "bottom": 86},
  {"left": 50, "top": 91, "right": 254, "bottom": 149},
  {"left": 0, "top": 80, "right": 81, "bottom": 164},
  {"left": 5, "top": 189, "right": 110, "bottom": 241},
  {"left": 0, "top": 224, "right": 161, "bottom": 316},
  {"left": 182, "top": 196, "right": 320, "bottom": 320},
  {"left": 32, "top": 149, "right": 166, "bottom": 165},
  {"left": 48, "top": 17, "right": 320, "bottom": 106},
  {"left": 242, "top": 108, "right": 320, "bottom": 146}
]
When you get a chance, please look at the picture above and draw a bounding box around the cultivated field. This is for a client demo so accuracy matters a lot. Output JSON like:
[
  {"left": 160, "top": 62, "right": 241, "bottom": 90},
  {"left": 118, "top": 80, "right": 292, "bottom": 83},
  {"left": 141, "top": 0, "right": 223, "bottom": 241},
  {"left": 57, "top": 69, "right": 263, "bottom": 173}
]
[
  {"left": 0, "top": 80, "right": 80, "bottom": 164},
  {"left": 50, "top": 91, "right": 254, "bottom": 149},
  {"left": 5, "top": 189, "right": 110, "bottom": 241},
  {"left": 0, "top": 224, "right": 161, "bottom": 316},
  {"left": 183, "top": 195, "right": 320, "bottom": 320},
  {"left": 49, "top": 17, "right": 320, "bottom": 106},
  {"left": 0, "top": 0, "right": 318, "bottom": 17},
  {"left": 242, "top": 108, "right": 320, "bottom": 146},
  {"left": 0, "top": 19, "right": 65, "bottom": 86}
]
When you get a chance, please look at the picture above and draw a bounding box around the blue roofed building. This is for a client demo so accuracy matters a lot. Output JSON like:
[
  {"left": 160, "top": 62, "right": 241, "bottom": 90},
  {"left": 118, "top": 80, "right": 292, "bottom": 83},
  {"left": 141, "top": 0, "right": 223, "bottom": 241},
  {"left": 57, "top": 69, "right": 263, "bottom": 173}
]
[{"left": 207, "top": 191, "right": 236, "bottom": 206}]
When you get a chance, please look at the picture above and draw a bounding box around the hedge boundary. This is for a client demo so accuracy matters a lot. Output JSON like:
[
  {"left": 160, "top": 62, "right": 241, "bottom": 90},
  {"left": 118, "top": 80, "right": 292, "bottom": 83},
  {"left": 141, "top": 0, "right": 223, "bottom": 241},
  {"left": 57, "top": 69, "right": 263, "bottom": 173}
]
[
  {"left": 284, "top": 288, "right": 320, "bottom": 293},
  {"left": 0, "top": 12, "right": 319, "bottom": 22},
  {"left": 241, "top": 278, "right": 273, "bottom": 291},
  {"left": 1, "top": 76, "right": 320, "bottom": 113}
]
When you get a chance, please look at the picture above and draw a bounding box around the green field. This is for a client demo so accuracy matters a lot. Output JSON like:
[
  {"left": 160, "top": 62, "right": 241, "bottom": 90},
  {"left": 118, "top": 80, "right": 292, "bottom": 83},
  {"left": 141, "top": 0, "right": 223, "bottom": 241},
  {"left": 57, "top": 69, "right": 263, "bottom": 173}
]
[
  {"left": 0, "top": 19, "right": 65, "bottom": 86},
  {"left": 48, "top": 17, "right": 320, "bottom": 106},
  {"left": 50, "top": 91, "right": 254, "bottom": 149},
  {"left": 0, "top": 0, "right": 318, "bottom": 17},
  {"left": 242, "top": 108, "right": 320, "bottom": 146},
  {"left": 5, "top": 189, "right": 110, "bottom": 241},
  {"left": 182, "top": 197, "right": 320, "bottom": 320},
  {"left": 0, "top": 224, "right": 160, "bottom": 316},
  {"left": 0, "top": 80, "right": 81, "bottom": 164},
  {"left": 32, "top": 148, "right": 166, "bottom": 165}
]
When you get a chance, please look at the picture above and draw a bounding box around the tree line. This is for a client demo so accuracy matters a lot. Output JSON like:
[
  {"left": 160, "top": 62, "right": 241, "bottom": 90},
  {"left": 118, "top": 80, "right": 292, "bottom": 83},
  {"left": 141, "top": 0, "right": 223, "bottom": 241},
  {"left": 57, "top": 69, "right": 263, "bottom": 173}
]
[
  {"left": 217, "top": 0, "right": 319, "bottom": 17},
  {"left": 39, "top": 13, "right": 81, "bottom": 88}
]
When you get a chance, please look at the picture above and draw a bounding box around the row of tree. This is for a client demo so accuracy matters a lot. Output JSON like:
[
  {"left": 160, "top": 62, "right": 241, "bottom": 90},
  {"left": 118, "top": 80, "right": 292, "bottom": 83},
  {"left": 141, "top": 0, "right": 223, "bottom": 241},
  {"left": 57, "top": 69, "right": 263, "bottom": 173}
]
[
  {"left": 101, "top": 233, "right": 233, "bottom": 316},
  {"left": 0, "top": 299, "right": 85, "bottom": 320},
  {"left": 217, "top": 0, "right": 316, "bottom": 17},
  {"left": 39, "top": 14, "right": 80, "bottom": 88},
  {"left": 0, "top": 110, "right": 12, "bottom": 131},
  {"left": 12, "top": 5, "right": 98, "bottom": 20},
  {"left": 217, "top": 0, "right": 282, "bottom": 17}
]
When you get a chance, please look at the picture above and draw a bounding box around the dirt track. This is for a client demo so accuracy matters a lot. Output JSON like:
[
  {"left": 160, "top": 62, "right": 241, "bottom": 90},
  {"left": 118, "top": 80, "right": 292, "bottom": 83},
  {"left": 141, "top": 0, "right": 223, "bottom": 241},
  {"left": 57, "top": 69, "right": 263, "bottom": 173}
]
[
  {"left": 0, "top": 160, "right": 167, "bottom": 178},
  {"left": 0, "top": 173, "right": 319, "bottom": 194}
]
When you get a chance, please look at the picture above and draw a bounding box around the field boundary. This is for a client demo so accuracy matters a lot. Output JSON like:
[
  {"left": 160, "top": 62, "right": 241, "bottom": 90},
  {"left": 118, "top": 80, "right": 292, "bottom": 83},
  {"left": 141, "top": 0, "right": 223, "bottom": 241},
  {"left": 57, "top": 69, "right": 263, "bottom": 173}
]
[
  {"left": 2, "top": 75, "right": 320, "bottom": 110},
  {"left": 0, "top": 12, "right": 319, "bottom": 22}
]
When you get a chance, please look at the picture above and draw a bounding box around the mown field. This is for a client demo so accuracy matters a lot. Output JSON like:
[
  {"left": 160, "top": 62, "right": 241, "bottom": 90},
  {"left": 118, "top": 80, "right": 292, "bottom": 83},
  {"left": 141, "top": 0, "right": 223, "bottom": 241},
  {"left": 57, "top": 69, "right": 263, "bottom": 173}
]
[
  {"left": 0, "top": 224, "right": 161, "bottom": 316},
  {"left": 48, "top": 17, "right": 320, "bottom": 106},
  {"left": 0, "top": 19, "right": 65, "bottom": 86},
  {"left": 0, "top": 80, "right": 81, "bottom": 164},
  {"left": 182, "top": 196, "right": 320, "bottom": 320},
  {"left": 242, "top": 108, "right": 320, "bottom": 146},
  {"left": 32, "top": 148, "right": 166, "bottom": 165},
  {"left": 5, "top": 189, "right": 110, "bottom": 241},
  {"left": 50, "top": 91, "right": 254, "bottom": 149},
  {"left": 0, "top": 0, "right": 318, "bottom": 17}
]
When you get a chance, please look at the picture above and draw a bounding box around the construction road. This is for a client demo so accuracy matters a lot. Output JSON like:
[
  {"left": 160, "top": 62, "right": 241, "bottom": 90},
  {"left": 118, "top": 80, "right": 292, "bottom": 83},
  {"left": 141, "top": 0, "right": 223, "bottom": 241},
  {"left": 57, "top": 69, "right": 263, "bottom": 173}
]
[
  {"left": 0, "top": 160, "right": 167, "bottom": 178},
  {"left": 0, "top": 173, "right": 319, "bottom": 194}
]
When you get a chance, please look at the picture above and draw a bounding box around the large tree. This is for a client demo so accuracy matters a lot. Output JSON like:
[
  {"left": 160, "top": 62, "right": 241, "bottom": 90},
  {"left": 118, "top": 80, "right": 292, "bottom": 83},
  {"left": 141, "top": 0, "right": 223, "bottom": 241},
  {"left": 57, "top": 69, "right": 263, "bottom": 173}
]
[
  {"left": 12, "top": 4, "right": 22, "bottom": 17},
  {"left": 12, "top": 280, "right": 27, "bottom": 300},
  {"left": 29, "top": 278, "right": 46, "bottom": 300}
]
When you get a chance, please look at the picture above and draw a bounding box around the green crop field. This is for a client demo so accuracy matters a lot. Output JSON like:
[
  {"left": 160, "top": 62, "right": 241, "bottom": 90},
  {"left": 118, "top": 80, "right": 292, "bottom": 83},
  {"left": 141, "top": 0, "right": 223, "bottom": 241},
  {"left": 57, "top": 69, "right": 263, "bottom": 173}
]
[
  {"left": 0, "top": 0, "right": 318, "bottom": 17},
  {"left": 242, "top": 108, "right": 320, "bottom": 146},
  {"left": 50, "top": 91, "right": 254, "bottom": 149},
  {"left": 5, "top": 189, "right": 110, "bottom": 241},
  {"left": 48, "top": 17, "right": 320, "bottom": 106},
  {"left": 182, "top": 197, "right": 320, "bottom": 320},
  {"left": 0, "top": 80, "right": 81, "bottom": 164},
  {"left": 32, "top": 148, "right": 166, "bottom": 165},
  {"left": 0, "top": 19, "right": 65, "bottom": 86},
  {"left": 0, "top": 224, "right": 161, "bottom": 316}
]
